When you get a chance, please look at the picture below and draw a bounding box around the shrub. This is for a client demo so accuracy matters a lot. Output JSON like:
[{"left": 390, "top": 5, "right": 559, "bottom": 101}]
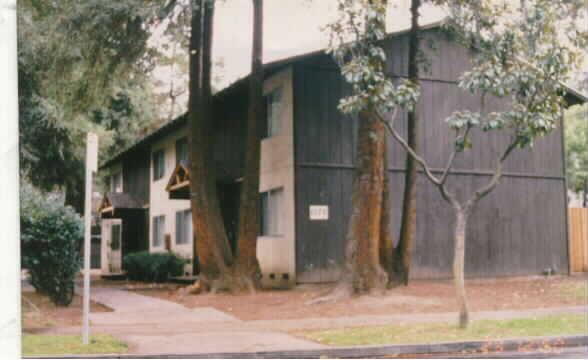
[
  {"left": 123, "top": 251, "right": 186, "bottom": 283},
  {"left": 21, "top": 184, "right": 83, "bottom": 306}
]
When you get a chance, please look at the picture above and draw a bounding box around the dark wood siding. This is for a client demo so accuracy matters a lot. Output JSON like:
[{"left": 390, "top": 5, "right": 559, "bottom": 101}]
[
  {"left": 294, "top": 28, "right": 569, "bottom": 282},
  {"left": 212, "top": 87, "right": 248, "bottom": 181},
  {"left": 123, "top": 152, "right": 150, "bottom": 205},
  {"left": 120, "top": 151, "right": 151, "bottom": 254}
]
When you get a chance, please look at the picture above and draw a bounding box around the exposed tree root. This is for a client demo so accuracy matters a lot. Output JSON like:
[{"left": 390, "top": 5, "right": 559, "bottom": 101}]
[{"left": 306, "top": 281, "right": 354, "bottom": 305}]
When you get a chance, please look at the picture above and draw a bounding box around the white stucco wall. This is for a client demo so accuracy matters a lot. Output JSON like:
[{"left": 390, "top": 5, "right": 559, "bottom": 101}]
[
  {"left": 100, "top": 68, "right": 297, "bottom": 282},
  {"left": 256, "top": 68, "right": 296, "bottom": 289},
  {"left": 149, "top": 127, "right": 194, "bottom": 274}
]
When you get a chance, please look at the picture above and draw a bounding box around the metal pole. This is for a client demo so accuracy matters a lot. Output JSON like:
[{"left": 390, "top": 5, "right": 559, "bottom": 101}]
[{"left": 83, "top": 133, "right": 98, "bottom": 345}]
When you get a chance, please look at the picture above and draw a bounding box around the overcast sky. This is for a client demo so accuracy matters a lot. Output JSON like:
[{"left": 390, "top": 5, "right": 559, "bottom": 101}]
[
  {"left": 153, "top": 0, "right": 448, "bottom": 95},
  {"left": 213, "top": 0, "right": 447, "bottom": 87},
  {"left": 153, "top": 0, "right": 587, "bottom": 109}
]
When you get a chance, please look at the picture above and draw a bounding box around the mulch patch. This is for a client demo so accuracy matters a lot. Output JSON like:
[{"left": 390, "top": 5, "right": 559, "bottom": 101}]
[{"left": 125, "top": 274, "right": 587, "bottom": 321}]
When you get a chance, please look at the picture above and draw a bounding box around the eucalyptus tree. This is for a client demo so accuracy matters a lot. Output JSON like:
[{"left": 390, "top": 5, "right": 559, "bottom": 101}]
[
  {"left": 327, "top": 0, "right": 586, "bottom": 327},
  {"left": 233, "top": 0, "right": 265, "bottom": 292},
  {"left": 394, "top": 0, "right": 422, "bottom": 286},
  {"left": 319, "top": 0, "right": 393, "bottom": 297}
]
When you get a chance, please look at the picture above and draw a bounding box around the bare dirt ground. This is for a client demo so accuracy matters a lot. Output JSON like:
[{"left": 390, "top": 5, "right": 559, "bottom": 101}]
[
  {"left": 22, "top": 292, "right": 113, "bottom": 330},
  {"left": 115, "top": 275, "right": 587, "bottom": 321}
]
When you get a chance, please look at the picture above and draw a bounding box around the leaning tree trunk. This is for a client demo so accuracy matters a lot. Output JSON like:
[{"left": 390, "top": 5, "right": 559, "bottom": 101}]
[
  {"left": 453, "top": 205, "right": 469, "bottom": 328},
  {"left": 343, "top": 108, "right": 389, "bottom": 293},
  {"left": 232, "top": 0, "right": 264, "bottom": 292},
  {"left": 395, "top": 0, "right": 421, "bottom": 286},
  {"left": 188, "top": 0, "right": 232, "bottom": 282}
]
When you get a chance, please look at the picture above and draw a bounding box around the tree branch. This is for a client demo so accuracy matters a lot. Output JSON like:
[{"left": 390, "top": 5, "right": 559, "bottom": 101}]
[
  {"left": 465, "top": 137, "right": 519, "bottom": 210},
  {"left": 377, "top": 108, "right": 461, "bottom": 207},
  {"left": 439, "top": 125, "right": 472, "bottom": 185},
  {"left": 376, "top": 109, "right": 441, "bottom": 185}
]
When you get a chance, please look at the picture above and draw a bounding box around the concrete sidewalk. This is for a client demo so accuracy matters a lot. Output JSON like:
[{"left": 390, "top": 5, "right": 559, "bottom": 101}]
[
  {"left": 53, "top": 286, "right": 585, "bottom": 355},
  {"left": 70, "top": 286, "right": 327, "bottom": 354}
]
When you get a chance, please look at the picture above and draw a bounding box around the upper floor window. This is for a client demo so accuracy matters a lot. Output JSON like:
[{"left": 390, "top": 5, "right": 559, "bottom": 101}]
[
  {"left": 259, "top": 187, "right": 284, "bottom": 236},
  {"left": 176, "top": 209, "right": 192, "bottom": 245},
  {"left": 110, "top": 172, "right": 122, "bottom": 193},
  {"left": 153, "top": 149, "right": 165, "bottom": 181},
  {"left": 152, "top": 215, "right": 165, "bottom": 247},
  {"left": 264, "top": 87, "right": 283, "bottom": 138},
  {"left": 176, "top": 137, "right": 188, "bottom": 165}
]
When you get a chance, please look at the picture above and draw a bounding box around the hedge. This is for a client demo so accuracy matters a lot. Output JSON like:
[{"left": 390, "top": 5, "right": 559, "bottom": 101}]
[
  {"left": 21, "top": 184, "right": 83, "bottom": 306},
  {"left": 123, "top": 251, "right": 186, "bottom": 283}
]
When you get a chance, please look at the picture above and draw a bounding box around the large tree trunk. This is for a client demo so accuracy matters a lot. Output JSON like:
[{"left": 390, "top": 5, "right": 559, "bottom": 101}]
[
  {"left": 395, "top": 0, "right": 421, "bottom": 285},
  {"left": 343, "top": 108, "right": 389, "bottom": 293},
  {"left": 379, "top": 137, "right": 396, "bottom": 282},
  {"left": 232, "top": 0, "right": 264, "bottom": 292},
  {"left": 188, "top": 0, "right": 232, "bottom": 281},
  {"left": 453, "top": 206, "right": 469, "bottom": 328}
]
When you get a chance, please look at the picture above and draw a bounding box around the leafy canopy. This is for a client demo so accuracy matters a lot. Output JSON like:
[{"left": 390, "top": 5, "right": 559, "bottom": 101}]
[{"left": 327, "top": 0, "right": 586, "bottom": 154}]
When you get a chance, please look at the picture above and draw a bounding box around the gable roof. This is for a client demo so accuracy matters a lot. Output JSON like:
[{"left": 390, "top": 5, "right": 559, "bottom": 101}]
[{"left": 101, "top": 21, "right": 586, "bottom": 169}]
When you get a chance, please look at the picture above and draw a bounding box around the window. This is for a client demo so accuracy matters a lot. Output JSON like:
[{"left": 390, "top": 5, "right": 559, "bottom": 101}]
[
  {"left": 259, "top": 188, "right": 284, "bottom": 236},
  {"left": 152, "top": 215, "right": 165, "bottom": 247},
  {"left": 111, "top": 224, "right": 121, "bottom": 250},
  {"left": 264, "top": 87, "right": 283, "bottom": 138},
  {"left": 153, "top": 149, "right": 165, "bottom": 181},
  {"left": 110, "top": 172, "right": 122, "bottom": 193},
  {"left": 176, "top": 137, "right": 188, "bottom": 165},
  {"left": 176, "top": 209, "right": 192, "bottom": 245}
]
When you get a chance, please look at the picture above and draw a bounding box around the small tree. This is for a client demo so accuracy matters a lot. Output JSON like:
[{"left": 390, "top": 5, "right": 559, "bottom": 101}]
[
  {"left": 329, "top": 0, "right": 586, "bottom": 327},
  {"left": 21, "top": 184, "right": 83, "bottom": 306}
]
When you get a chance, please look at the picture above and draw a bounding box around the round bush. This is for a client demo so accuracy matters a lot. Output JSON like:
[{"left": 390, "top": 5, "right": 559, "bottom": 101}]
[{"left": 21, "top": 185, "right": 82, "bottom": 306}]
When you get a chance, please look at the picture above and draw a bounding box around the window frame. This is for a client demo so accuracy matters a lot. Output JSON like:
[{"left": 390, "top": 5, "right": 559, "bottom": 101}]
[
  {"left": 175, "top": 137, "right": 188, "bottom": 165},
  {"left": 110, "top": 172, "right": 122, "bottom": 193},
  {"left": 264, "top": 87, "right": 283, "bottom": 139},
  {"left": 259, "top": 187, "right": 284, "bottom": 237},
  {"left": 175, "top": 209, "right": 192, "bottom": 245},
  {"left": 152, "top": 215, "right": 165, "bottom": 247},
  {"left": 152, "top": 149, "right": 165, "bottom": 181}
]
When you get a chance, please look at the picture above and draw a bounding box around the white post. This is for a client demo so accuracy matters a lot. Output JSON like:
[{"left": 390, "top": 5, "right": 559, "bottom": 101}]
[
  {"left": 0, "top": 1, "right": 21, "bottom": 358},
  {"left": 83, "top": 133, "right": 98, "bottom": 345}
]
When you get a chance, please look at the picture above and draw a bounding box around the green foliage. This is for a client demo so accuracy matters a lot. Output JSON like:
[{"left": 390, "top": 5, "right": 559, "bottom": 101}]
[
  {"left": 328, "top": 0, "right": 586, "bottom": 154},
  {"left": 20, "top": 184, "right": 83, "bottom": 306},
  {"left": 18, "top": 0, "right": 163, "bottom": 209},
  {"left": 123, "top": 251, "right": 187, "bottom": 283},
  {"left": 565, "top": 104, "right": 587, "bottom": 195},
  {"left": 326, "top": 0, "right": 420, "bottom": 115}
]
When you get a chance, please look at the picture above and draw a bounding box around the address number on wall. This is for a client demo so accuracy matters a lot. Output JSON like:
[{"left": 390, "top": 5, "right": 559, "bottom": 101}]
[{"left": 309, "top": 205, "right": 329, "bottom": 221}]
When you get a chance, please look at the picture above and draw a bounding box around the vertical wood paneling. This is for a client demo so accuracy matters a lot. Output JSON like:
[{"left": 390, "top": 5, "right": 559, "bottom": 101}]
[{"left": 293, "top": 28, "right": 570, "bottom": 282}]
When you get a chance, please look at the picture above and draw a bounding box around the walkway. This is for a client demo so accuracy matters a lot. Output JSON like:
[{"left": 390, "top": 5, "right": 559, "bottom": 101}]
[
  {"left": 52, "top": 286, "right": 585, "bottom": 355},
  {"left": 71, "top": 287, "right": 327, "bottom": 355}
]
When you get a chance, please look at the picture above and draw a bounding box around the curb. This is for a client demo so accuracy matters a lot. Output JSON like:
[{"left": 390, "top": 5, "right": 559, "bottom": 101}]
[{"left": 24, "top": 335, "right": 588, "bottom": 359}]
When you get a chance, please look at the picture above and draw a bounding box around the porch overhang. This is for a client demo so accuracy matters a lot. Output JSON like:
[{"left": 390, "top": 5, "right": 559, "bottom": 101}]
[
  {"left": 166, "top": 161, "right": 191, "bottom": 200},
  {"left": 99, "top": 192, "right": 146, "bottom": 219}
]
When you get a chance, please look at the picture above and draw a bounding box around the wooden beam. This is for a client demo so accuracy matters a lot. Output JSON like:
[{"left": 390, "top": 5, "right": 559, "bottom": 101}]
[
  {"left": 101, "top": 206, "right": 114, "bottom": 214},
  {"left": 169, "top": 180, "right": 190, "bottom": 192}
]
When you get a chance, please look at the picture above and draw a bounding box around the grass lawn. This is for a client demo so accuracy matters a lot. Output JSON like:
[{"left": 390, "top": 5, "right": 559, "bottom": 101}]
[
  {"left": 22, "top": 335, "right": 128, "bottom": 356},
  {"left": 559, "top": 281, "right": 587, "bottom": 300},
  {"left": 300, "top": 314, "right": 587, "bottom": 346}
]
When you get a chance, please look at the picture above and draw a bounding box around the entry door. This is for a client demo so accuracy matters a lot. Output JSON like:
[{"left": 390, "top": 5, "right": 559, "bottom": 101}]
[{"left": 109, "top": 220, "right": 123, "bottom": 273}]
